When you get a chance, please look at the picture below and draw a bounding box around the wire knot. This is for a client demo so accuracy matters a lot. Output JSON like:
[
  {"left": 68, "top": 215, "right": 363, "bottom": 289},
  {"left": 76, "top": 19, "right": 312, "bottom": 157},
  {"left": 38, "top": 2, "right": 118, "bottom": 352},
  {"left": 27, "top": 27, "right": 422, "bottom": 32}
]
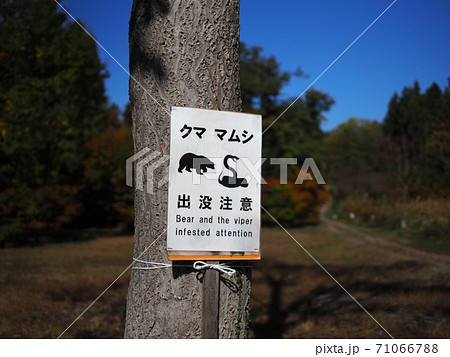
[{"left": 193, "top": 261, "right": 236, "bottom": 276}]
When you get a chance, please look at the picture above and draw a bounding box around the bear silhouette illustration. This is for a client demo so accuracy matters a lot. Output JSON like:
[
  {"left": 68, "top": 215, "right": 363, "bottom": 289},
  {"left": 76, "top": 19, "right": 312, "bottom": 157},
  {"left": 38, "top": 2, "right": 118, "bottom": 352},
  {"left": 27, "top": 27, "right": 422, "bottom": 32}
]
[{"left": 178, "top": 153, "right": 215, "bottom": 175}]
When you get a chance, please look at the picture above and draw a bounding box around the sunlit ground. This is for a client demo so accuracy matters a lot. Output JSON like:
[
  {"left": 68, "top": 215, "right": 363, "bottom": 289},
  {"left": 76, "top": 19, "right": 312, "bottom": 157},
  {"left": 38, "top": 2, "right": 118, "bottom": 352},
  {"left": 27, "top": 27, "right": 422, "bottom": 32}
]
[{"left": 1, "top": 221, "right": 449, "bottom": 338}]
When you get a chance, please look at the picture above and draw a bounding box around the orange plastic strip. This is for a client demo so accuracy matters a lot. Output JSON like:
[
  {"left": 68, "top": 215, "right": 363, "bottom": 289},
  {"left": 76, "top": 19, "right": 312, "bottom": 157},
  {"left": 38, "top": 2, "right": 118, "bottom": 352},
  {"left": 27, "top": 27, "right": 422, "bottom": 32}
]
[{"left": 168, "top": 254, "right": 260, "bottom": 261}]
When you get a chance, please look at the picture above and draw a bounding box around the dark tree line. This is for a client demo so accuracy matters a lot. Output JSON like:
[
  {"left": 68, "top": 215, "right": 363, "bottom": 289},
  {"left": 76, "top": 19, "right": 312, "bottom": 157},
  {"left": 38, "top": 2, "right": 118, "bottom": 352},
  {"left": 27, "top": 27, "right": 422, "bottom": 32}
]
[
  {"left": 324, "top": 80, "right": 450, "bottom": 202},
  {"left": 323, "top": 80, "right": 450, "bottom": 242},
  {"left": 383, "top": 80, "right": 450, "bottom": 196},
  {"left": 0, "top": 1, "right": 133, "bottom": 245},
  {"left": 241, "top": 41, "right": 449, "bottom": 231}
]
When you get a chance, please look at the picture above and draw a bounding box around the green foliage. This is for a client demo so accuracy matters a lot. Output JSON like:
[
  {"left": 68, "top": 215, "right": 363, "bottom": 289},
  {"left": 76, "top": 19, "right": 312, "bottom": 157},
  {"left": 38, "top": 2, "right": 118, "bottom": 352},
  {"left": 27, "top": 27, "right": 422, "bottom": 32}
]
[
  {"left": 327, "top": 79, "right": 450, "bottom": 246},
  {"left": 323, "top": 118, "right": 385, "bottom": 199},
  {"left": 262, "top": 90, "right": 334, "bottom": 178},
  {"left": 0, "top": 1, "right": 133, "bottom": 244},
  {"left": 382, "top": 80, "right": 450, "bottom": 196},
  {"left": 240, "top": 44, "right": 334, "bottom": 173},
  {"left": 240, "top": 43, "right": 333, "bottom": 227},
  {"left": 240, "top": 42, "right": 291, "bottom": 116},
  {"left": 82, "top": 110, "right": 134, "bottom": 228},
  {"left": 325, "top": 79, "right": 450, "bottom": 207}
]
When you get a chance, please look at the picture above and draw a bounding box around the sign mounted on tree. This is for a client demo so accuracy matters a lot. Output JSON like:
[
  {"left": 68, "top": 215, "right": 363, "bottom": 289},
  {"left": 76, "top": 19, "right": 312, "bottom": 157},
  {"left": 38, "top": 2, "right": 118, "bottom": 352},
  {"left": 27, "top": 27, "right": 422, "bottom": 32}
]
[{"left": 167, "top": 107, "right": 261, "bottom": 260}]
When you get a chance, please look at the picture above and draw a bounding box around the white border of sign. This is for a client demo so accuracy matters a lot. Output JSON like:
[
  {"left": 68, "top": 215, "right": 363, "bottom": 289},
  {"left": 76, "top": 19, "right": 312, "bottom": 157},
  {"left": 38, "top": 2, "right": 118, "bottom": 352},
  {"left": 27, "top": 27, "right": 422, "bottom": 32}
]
[{"left": 167, "top": 106, "right": 261, "bottom": 261}]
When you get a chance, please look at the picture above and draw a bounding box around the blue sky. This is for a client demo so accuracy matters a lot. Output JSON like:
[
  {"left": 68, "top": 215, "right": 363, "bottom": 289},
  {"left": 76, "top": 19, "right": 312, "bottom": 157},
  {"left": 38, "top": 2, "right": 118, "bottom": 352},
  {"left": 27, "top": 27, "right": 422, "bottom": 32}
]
[{"left": 61, "top": 0, "right": 450, "bottom": 131}]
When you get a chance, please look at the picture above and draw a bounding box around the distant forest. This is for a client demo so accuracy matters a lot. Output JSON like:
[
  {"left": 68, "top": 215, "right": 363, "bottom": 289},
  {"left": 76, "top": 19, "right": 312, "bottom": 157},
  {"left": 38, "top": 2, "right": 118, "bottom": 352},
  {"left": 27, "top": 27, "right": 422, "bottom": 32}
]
[{"left": 1, "top": 2, "right": 448, "bottom": 246}]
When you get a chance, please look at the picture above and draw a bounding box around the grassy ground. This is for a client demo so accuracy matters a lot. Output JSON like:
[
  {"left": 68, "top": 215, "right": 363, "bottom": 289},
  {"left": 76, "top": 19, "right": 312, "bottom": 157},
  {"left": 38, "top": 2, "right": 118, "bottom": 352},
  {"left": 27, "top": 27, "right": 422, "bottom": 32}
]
[
  {"left": 0, "top": 235, "right": 133, "bottom": 338},
  {"left": 250, "top": 222, "right": 450, "bottom": 338},
  {"left": 330, "top": 196, "right": 450, "bottom": 246},
  {"left": 0, "top": 220, "right": 449, "bottom": 338}
]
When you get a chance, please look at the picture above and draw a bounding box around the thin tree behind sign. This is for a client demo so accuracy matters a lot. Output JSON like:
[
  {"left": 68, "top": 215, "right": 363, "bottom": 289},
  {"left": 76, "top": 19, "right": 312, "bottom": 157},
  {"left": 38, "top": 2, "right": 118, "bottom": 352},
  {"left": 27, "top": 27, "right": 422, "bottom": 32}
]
[{"left": 124, "top": 0, "right": 251, "bottom": 338}]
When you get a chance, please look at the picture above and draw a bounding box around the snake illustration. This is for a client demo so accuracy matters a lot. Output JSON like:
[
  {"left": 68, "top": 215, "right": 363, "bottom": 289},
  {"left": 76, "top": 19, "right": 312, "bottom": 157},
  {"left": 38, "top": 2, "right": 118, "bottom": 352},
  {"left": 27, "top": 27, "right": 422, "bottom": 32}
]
[{"left": 218, "top": 155, "right": 248, "bottom": 188}]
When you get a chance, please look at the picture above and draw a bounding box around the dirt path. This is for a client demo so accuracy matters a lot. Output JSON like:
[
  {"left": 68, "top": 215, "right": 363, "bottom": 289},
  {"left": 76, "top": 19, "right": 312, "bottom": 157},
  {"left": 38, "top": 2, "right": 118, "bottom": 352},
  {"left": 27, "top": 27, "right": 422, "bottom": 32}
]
[
  {"left": 323, "top": 217, "right": 450, "bottom": 269},
  {"left": 250, "top": 214, "right": 450, "bottom": 338}
]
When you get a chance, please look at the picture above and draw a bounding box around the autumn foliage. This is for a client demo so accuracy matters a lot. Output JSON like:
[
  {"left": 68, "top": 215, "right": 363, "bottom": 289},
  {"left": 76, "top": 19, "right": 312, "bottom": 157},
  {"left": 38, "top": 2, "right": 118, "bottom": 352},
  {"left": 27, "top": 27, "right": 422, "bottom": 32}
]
[{"left": 262, "top": 174, "right": 328, "bottom": 227}]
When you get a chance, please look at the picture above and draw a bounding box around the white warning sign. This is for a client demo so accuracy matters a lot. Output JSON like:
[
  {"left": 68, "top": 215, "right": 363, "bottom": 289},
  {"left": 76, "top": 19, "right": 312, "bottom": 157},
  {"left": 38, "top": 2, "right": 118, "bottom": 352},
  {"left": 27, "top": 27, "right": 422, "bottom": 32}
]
[{"left": 167, "top": 107, "right": 261, "bottom": 260}]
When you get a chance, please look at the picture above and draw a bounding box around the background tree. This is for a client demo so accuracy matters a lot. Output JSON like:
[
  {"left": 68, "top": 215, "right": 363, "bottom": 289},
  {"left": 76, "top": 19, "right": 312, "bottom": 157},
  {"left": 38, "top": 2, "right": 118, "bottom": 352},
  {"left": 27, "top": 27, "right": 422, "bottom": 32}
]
[
  {"left": 239, "top": 43, "right": 333, "bottom": 226},
  {"left": 263, "top": 90, "right": 334, "bottom": 168},
  {"left": 323, "top": 118, "right": 385, "bottom": 201},
  {"left": 124, "top": 0, "right": 251, "bottom": 338},
  {"left": 240, "top": 42, "right": 290, "bottom": 116},
  {"left": 327, "top": 80, "right": 449, "bottom": 242},
  {"left": 0, "top": 0, "right": 125, "bottom": 245},
  {"left": 382, "top": 82, "right": 423, "bottom": 197},
  {"left": 382, "top": 80, "right": 450, "bottom": 197},
  {"left": 421, "top": 81, "right": 450, "bottom": 190},
  {"left": 82, "top": 105, "right": 134, "bottom": 229}
]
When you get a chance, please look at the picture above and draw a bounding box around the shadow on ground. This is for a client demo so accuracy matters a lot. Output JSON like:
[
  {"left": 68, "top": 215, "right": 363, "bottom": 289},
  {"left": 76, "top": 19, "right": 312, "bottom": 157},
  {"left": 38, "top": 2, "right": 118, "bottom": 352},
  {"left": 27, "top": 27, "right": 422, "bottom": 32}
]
[{"left": 250, "top": 259, "right": 450, "bottom": 338}]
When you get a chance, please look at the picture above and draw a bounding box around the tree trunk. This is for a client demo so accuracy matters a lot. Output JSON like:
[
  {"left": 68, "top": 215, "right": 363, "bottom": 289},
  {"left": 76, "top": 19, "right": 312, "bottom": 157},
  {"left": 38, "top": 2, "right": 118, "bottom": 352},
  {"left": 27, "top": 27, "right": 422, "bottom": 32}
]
[{"left": 124, "top": 0, "right": 251, "bottom": 338}]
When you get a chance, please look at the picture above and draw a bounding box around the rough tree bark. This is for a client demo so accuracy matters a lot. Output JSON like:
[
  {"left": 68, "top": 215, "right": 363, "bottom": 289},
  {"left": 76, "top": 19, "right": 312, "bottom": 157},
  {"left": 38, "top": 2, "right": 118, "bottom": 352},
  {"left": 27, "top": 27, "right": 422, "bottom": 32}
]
[{"left": 124, "top": 0, "right": 251, "bottom": 338}]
